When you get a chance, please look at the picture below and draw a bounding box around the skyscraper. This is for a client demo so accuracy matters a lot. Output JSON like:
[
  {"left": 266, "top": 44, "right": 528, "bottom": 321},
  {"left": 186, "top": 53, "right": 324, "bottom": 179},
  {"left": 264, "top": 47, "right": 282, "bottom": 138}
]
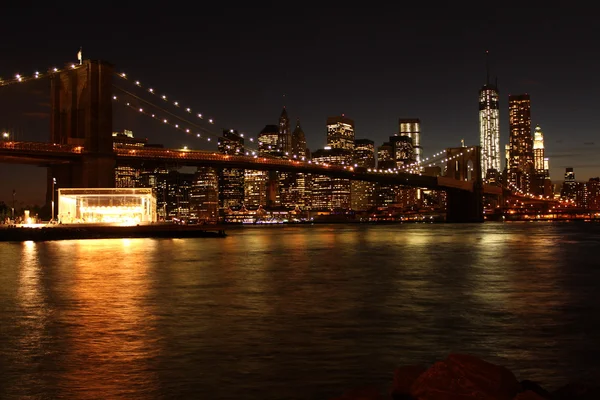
[
  {"left": 290, "top": 119, "right": 310, "bottom": 208},
  {"left": 533, "top": 125, "right": 546, "bottom": 172},
  {"left": 291, "top": 118, "right": 307, "bottom": 158},
  {"left": 508, "top": 94, "right": 534, "bottom": 193},
  {"left": 278, "top": 107, "right": 291, "bottom": 155},
  {"left": 258, "top": 124, "right": 280, "bottom": 156},
  {"left": 532, "top": 125, "right": 552, "bottom": 196},
  {"left": 398, "top": 118, "right": 422, "bottom": 164},
  {"left": 479, "top": 53, "right": 500, "bottom": 181},
  {"left": 351, "top": 139, "right": 376, "bottom": 211},
  {"left": 218, "top": 129, "right": 245, "bottom": 214},
  {"left": 326, "top": 115, "right": 355, "bottom": 151}
]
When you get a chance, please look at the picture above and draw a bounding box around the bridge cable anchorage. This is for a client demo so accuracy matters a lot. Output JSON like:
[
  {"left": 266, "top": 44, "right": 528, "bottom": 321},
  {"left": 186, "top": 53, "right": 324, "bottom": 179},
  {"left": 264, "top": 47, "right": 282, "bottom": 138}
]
[{"left": 0, "top": 63, "right": 83, "bottom": 89}]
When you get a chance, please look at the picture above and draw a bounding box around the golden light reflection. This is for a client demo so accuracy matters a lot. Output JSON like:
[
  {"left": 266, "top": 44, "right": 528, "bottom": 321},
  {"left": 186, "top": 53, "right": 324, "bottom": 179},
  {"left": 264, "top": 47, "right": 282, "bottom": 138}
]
[
  {"left": 467, "top": 227, "right": 566, "bottom": 362},
  {"left": 470, "top": 230, "right": 512, "bottom": 305},
  {"left": 55, "top": 239, "right": 160, "bottom": 398},
  {"left": 17, "top": 240, "right": 45, "bottom": 359}
]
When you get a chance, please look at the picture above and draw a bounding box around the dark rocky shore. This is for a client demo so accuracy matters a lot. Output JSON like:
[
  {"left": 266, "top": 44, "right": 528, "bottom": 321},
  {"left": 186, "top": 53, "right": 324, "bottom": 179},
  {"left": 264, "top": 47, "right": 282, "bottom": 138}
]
[{"left": 330, "top": 354, "right": 597, "bottom": 399}]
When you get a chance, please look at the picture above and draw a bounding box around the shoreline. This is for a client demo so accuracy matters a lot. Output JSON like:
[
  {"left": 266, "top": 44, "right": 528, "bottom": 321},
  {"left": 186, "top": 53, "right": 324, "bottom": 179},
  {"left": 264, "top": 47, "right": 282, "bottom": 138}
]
[{"left": 0, "top": 223, "right": 227, "bottom": 242}]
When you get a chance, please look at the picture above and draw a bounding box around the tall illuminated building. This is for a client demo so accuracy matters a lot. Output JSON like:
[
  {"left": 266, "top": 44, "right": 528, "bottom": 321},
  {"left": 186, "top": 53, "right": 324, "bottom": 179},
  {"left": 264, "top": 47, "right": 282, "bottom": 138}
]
[
  {"left": 561, "top": 167, "right": 579, "bottom": 202},
  {"left": 398, "top": 118, "right": 422, "bottom": 164},
  {"left": 532, "top": 125, "right": 552, "bottom": 196},
  {"left": 256, "top": 125, "right": 280, "bottom": 207},
  {"left": 312, "top": 115, "right": 354, "bottom": 211},
  {"left": 218, "top": 129, "right": 245, "bottom": 215},
  {"left": 351, "top": 139, "right": 376, "bottom": 211},
  {"left": 479, "top": 53, "right": 500, "bottom": 181},
  {"left": 508, "top": 94, "right": 534, "bottom": 193},
  {"left": 258, "top": 125, "right": 281, "bottom": 156},
  {"left": 390, "top": 135, "right": 413, "bottom": 168},
  {"left": 376, "top": 142, "right": 397, "bottom": 207},
  {"left": 290, "top": 119, "right": 310, "bottom": 208},
  {"left": 112, "top": 130, "right": 146, "bottom": 188},
  {"left": 326, "top": 115, "right": 355, "bottom": 151},
  {"left": 274, "top": 109, "right": 295, "bottom": 207},
  {"left": 191, "top": 167, "right": 219, "bottom": 223},
  {"left": 244, "top": 169, "right": 267, "bottom": 207},
  {"left": 533, "top": 125, "right": 546, "bottom": 173},
  {"left": 291, "top": 118, "right": 307, "bottom": 158},
  {"left": 278, "top": 107, "right": 291, "bottom": 155}
]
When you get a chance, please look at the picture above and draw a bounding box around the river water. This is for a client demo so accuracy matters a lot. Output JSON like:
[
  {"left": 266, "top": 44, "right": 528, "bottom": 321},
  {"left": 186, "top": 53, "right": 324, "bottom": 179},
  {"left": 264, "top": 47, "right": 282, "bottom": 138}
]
[{"left": 1, "top": 222, "right": 599, "bottom": 399}]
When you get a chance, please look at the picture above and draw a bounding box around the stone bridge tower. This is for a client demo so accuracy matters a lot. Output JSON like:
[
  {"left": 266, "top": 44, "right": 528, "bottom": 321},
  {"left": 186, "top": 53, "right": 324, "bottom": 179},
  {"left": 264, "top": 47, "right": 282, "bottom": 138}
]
[
  {"left": 444, "top": 145, "right": 484, "bottom": 223},
  {"left": 47, "top": 60, "right": 115, "bottom": 203}
]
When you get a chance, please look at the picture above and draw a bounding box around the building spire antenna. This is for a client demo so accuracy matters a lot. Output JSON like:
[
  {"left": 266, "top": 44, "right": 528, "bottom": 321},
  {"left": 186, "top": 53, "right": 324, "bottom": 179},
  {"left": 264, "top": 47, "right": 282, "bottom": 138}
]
[{"left": 485, "top": 50, "right": 490, "bottom": 85}]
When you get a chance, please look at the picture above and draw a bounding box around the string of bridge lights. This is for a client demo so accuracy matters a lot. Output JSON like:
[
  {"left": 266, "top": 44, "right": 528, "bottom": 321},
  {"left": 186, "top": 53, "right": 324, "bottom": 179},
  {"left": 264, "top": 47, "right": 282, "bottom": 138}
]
[
  {"left": 392, "top": 147, "right": 478, "bottom": 174},
  {"left": 0, "top": 63, "right": 83, "bottom": 88},
  {"left": 112, "top": 85, "right": 223, "bottom": 141},
  {"left": 112, "top": 92, "right": 262, "bottom": 154},
  {"left": 505, "top": 181, "right": 573, "bottom": 204},
  {"left": 115, "top": 70, "right": 219, "bottom": 126}
]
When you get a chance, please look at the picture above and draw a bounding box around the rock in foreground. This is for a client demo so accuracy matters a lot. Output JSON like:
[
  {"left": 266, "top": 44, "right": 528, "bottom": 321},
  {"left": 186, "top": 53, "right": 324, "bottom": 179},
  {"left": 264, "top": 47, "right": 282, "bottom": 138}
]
[{"left": 329, "top": 353, "right": 599, "bottom": 399}]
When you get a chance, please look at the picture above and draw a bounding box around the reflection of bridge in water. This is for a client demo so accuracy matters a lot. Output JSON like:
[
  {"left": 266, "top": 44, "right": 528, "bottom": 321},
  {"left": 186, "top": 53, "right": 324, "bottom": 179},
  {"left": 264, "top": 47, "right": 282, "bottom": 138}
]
[{"left": 0, "top": 59, "right": 558, "bottom": 223}]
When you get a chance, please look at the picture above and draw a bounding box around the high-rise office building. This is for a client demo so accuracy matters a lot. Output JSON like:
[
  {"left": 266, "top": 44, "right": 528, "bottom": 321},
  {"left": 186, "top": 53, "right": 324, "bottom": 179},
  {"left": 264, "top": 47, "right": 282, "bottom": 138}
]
[
  {"left": 532, "top": 125, "right": 552, "bottom": 196},
  {"left": 353, "top": 139, "right": 375, "bottom": 168},
  {"left": 112, "top": 130, "right": 147, "bottom": 188},
  {"left": 390, "top": 135, "right": 413, "bottom": 168},
  {"left": 311, "top": 148, "right": 353, "bottom": 210},
  {"left": 258, "top": 125, "right": 280, "bottom": 156},
  {"left": 257, "top": 124, "right": 282, "bottom": 207},
  {"left": 218, "top": 129, "right": 245, "bottom": 214},
  {"left": 276, "top": 109, "right": 295, "bottom": 206},
  {"left": 289, "top": 119, "right": 310, "bottom": 208},
  {"left": 351, "top": 139, "right": 376, "bottom": 211},
  {"left": 190, "top": 167, "right": 219, "bottom": 223},
  {"left": 479, "top": 53, "right": 500, "bottom": 181},
  {"left": 508, "top": 94, "right": 534, "bottom": 193},
  {"left": 291, "top": 119, "right": 307, "bottom": 158},
  {"left": 561, "top": 167, "right": 579, "bottom": 202},
  {"left": 533, "top": 125, "right": 545, "bottom": 172},
  {"left": 278, "top": 107, "right": 291, "bottom": 155},
  {"left": 326, "top": 115, "right": 355, "bottom": 151},
  {"left": 376, "top": 142, "right": 398, "bottom": 207},
  {"left": 398, "top": 118, "right": 422, "bottom": 163},
  {"left": 244, "top": 169, "right": 267, "bottom": 207}
]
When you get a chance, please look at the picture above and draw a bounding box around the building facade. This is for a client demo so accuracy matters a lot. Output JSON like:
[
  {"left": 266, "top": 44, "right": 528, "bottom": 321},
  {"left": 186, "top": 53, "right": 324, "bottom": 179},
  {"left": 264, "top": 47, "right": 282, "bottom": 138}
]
[
  {"left": 479, "top": 80, "right": 500, "bottom": 181},
  {"left": 508, "top": 94, "right": 534, "bottom": 193},
  {"left": 326, "top": 115, "right": 355, "bottom": 151},
  {"left": 398, "top": 118, "right": 422, "bottom": 164}
]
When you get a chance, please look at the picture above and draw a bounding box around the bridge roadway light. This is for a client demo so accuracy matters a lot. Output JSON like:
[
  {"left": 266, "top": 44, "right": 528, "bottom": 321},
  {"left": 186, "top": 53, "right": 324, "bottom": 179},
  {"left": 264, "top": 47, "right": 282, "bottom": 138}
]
[{"left": 2, "top": 132, "right": 8, "bottom": 139}]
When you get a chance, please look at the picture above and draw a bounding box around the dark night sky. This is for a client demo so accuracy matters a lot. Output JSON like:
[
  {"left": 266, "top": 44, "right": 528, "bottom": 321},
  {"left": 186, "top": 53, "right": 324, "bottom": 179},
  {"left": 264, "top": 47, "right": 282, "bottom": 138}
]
[{"left": 1, "top": 5, "right": 599, "bottom": 206}]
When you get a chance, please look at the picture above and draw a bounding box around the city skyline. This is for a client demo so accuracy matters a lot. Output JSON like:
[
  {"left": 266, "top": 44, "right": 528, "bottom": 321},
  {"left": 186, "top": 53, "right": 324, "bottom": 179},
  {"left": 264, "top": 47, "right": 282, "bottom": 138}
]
[{"left": 1, "top": 6, "right": 599, "bottom": 205}]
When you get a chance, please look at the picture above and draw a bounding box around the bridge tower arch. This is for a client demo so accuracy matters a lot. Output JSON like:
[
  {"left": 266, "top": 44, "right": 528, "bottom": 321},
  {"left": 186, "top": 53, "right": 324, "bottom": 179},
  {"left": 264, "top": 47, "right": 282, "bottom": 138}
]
[
  {"left": 444, "top": 145, "right": 484, "bottom": 223},
  {"left": 46, "top": 60, "right": 116, "bottom": 206}
]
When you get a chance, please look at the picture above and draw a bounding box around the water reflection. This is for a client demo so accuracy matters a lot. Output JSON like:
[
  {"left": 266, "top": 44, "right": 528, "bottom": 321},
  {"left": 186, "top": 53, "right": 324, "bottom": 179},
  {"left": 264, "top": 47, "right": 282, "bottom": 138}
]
[
  {"left": 1, "top": 224, "right": 599, "bottom": 399},
  {"left": 57, "top": 239, "right": 160, "bottom": 399}
]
